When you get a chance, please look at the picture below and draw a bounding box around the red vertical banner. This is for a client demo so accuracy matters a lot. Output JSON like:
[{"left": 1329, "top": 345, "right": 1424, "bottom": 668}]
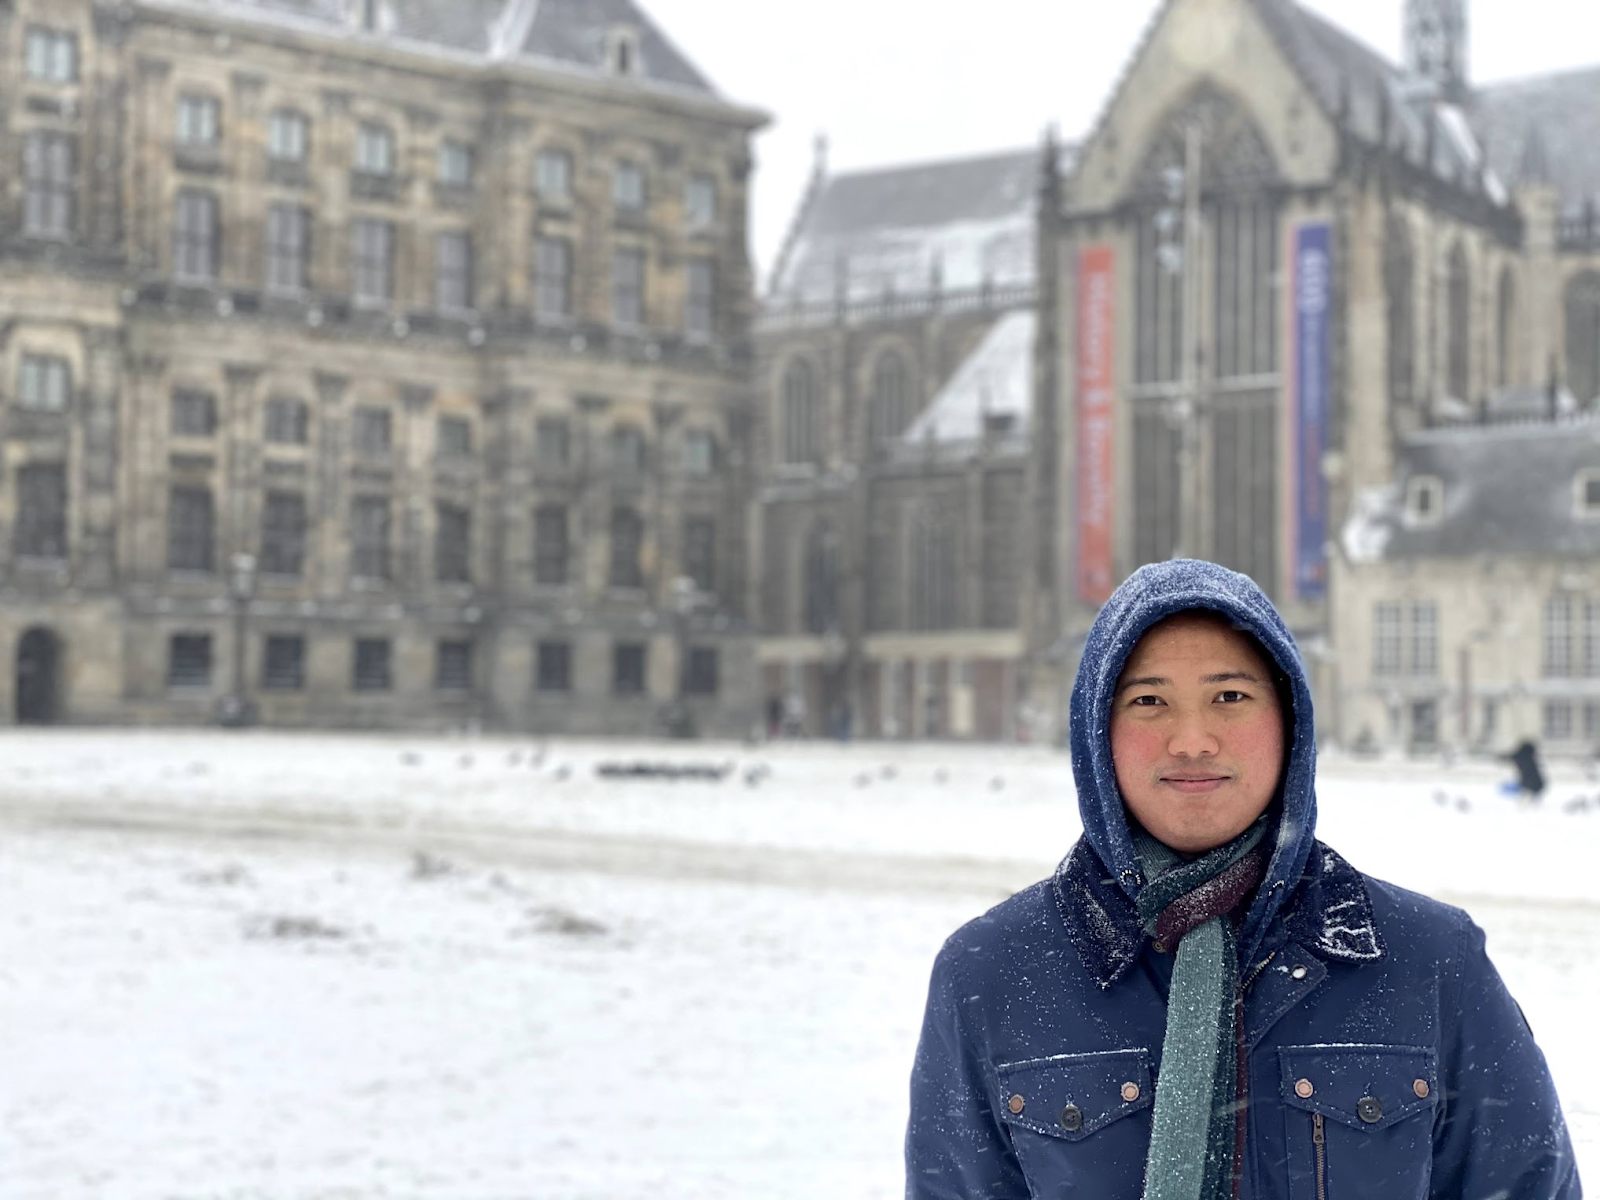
[{"left": 1076, "top": 245, "right": 1116, "bottom": 605}]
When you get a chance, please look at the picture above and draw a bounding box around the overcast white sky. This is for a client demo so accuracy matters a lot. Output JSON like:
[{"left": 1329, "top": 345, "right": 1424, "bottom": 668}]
[{"left": 641, "top": 0, "right": 1600, "bottom": 283}]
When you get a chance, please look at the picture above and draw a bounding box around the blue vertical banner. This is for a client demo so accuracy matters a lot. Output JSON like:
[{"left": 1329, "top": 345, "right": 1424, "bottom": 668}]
[{"left": 1293, "top": 223, "right": 1331, "bottom": 600}]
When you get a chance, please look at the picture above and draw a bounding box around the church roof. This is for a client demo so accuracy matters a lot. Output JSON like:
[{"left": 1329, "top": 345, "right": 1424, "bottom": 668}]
[
  {"left": 1473, "top": 67, "right": 1600, "bottom": 211},
  {"left": 1343, "top": 416, "right": 1600, "bottom": 562},
  {"left": 901, "top": 310, "right": 1035, "bottom": 445},
  {"left": 766, "top": 147, "right": 1051, "bottom": 306},
  {"left": 142, "top": 0, "right": 722, "bottom": 98}
]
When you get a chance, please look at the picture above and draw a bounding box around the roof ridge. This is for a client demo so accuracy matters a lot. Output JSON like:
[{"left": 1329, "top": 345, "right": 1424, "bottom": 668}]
[
  {"left": 488, "top": 0, "right": 539, "bottom": 60},
  {"left": 823, "top": 145, "right": 1042, "bottom": 184},
  {"left": 1476, "top": 61, "right": 1600, "bottom": 94}
]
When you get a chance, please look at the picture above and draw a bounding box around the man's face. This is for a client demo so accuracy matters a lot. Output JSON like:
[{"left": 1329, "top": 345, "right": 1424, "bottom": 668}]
[{"left": 1109, "top": 611, "right": 1286, "bottom": 855}]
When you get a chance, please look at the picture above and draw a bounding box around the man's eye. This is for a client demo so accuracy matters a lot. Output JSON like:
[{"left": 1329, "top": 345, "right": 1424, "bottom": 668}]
[
  {"left": 1217, "top": 690, "right": 1248, "bottom": 704},
  {"left": 1129, "top": 695, "right": 1164, "bottom": 708}
]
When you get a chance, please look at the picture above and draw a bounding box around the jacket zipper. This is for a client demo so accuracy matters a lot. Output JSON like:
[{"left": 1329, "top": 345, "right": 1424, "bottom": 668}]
[
  {"left": 1312, "top": 1112, "right": 1327, "bottom": 1200},
  {"left": 1243, "top": 950, "right": 1276, "bottom": 992}
]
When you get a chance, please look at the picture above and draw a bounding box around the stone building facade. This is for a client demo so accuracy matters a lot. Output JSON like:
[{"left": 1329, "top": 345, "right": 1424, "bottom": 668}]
[
  {"left": 1031, "top": 0, "right": 1600, "bottom": 753},
  {"left": 754, "top": 148, "right": 1047, "bottom": 740},
  {"left": 0, "top": 0, "right": 766, "bottom": 733}
]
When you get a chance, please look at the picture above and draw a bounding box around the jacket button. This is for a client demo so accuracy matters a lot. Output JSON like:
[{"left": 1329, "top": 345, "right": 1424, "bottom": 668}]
[
  {"left": 1413, "top": 1079, "right": 1430, "bottom": 1099},
  {"left": 1294, "top": 1078, "right": 1314, "bottom": 1099},
  {"left": 1007, "top": 1094, "right": 1025, "bottom": 1115},
  {"left": 1291, "top": 965, "right": 1308, "bottom": 980},
  {"left": 1357, "top": 1095, "right": 1384, "bottom": 1124},
  {"left": 1059, "top": 1103, "right": 1084, "bottom": 1132},
  {"left": 1121, "top": 1082, "right": 1141, "bottom": 1102},
  {"left": 1153, "top": 939, "right": 1168, "bottom": 954}
]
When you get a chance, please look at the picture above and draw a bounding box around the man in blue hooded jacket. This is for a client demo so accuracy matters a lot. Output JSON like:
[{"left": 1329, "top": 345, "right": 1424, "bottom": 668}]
[{"left": 905, "top": 560, "right": 1580, "bottom": 1200}]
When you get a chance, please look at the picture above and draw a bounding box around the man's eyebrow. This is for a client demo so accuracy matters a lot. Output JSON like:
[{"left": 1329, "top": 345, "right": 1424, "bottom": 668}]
[
  {"left": 1115, "top": 675, "right": 1170, "bottom": 695},
  {"left": 1201, "top": 671, "right": 1264, "bottom": 685}
]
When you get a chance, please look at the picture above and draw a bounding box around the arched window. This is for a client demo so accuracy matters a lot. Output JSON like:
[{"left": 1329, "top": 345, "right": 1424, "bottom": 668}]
[
  {"left": 908, "top": 504, "right": 957, "bottom": 631},
  {"left": 1565, "top": 271, "right": 1600, "bottom": 406},
  {"left": 1385, "top": 214, "right": 1415, "bottom": 410},
  {"left": 868, "top": 349, "right": 909, "bottom": 448},
  {"left": 1496, "top": 267, "right": 1517, "bottom": 390},
  {"left": 1446, "top": 242, "right": 1471, "bottom": 402},
  {"left": 802, "top": 521, "right": 839, "bottom": 635},
  {"left": 781, "top": 359, "right": 818, "bottom": 465}
]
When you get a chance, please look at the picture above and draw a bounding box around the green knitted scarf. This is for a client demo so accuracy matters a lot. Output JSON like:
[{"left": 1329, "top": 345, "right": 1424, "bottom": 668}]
[{"left": 1133, "top": 816, "right": 1272, "bottom": 1200}]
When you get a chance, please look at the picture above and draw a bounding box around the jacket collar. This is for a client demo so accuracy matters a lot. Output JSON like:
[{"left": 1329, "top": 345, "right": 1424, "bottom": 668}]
[{"left": 1052, "top": 837, "right": 1386, "bottom": 990}]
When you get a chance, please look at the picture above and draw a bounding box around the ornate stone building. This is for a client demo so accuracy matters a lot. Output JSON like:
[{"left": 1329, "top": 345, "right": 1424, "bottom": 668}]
[
  {"left": 1031, "top": 0, "right": 1600, "bottom": 753},
  {"left": 0, "top": 0, "right": 766, "bottom": 733},
  {"left": 754, "top": 146, "right": 1052, "bottom": 739}
]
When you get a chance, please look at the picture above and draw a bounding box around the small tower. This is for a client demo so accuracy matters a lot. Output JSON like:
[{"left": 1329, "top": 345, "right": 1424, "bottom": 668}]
[{"left": 1405, "top": 0, "right": 1470, "bottom": 104}]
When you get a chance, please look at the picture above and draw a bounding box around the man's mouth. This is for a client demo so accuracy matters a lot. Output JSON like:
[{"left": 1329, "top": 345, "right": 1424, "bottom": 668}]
[{"left": 1159, "top": 773, "right": 1232, "bottom": 794}]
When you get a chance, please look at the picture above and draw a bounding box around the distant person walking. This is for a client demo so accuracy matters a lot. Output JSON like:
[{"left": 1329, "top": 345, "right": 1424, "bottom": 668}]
[{"left": 1509, "top": 738, "right": 1547, "bottom": 805}]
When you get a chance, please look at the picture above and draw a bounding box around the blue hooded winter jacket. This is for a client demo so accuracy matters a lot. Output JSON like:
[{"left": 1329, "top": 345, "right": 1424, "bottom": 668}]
[{"left": 906, "top": 560, "right": 1580, "bottom": 1199}]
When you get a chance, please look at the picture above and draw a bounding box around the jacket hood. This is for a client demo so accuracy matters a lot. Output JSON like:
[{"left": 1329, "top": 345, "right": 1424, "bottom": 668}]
[{"left": 1068, "top": 559, "right": 1318, "bottom": 961}]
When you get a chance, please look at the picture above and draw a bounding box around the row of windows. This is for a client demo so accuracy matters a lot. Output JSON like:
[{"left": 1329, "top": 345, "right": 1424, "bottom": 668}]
[
  {"left": 1542, "top": 699, "right": 1600, "bottom": 743},
  {"left": 6, "top": 366, "right": 721, "bottom": 476},
  {"left": 778, "top": 351, "right": 915, "bottom": 465},
  {"left": 163, "top": 189, "right": 719, "bottom": 331},
  {"left": 165, "top": 633, "right": 720, "bottom": 697}
]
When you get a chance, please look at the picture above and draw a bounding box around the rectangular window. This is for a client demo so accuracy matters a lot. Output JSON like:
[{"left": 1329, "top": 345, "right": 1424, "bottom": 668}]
[
  {"left": 535, "top": 418, "right": 570, "bottom": 470},
  {"left": 613, "top": 642, "right": 646, "bottom": 696},
  {"left": 536, "top": 640, "right": 572, "bottom": 693},
  {"left": 176, "top": 94, "right": 220, "bottom": 147},
  {"left": 23, "top": 131, "right": 74, "bottom": 239},
  {"left": 682, "top": 430, "right": 715, "bottom": 478},
  {"left": 685, "top": 647, "right": 719, "bottom": 696},
  {"left": 534, "top": 504, "right": 568, "bottom": 586},
  {"left": 1585, "top": 599, "right": 1600, "bottom": 678},
  {"left": 683, "top": 516, "right": 715, "bottom": 594},
  {"left": 268, "top": 110, "right": 309, "bottom": 163},
  {"left": 264, "top": 396, "right": 309, "bottom": 444},
  {"left": 435, "top": 502, "right": 471, "bottom": 584},
  {"left": 351, "top": 218, "right": 394, "bottom": 304},
  {"left": 351, "top": 496, "right": 391, "bottom": 581},
  {"left": 437, "top": 140, "right": 473, "bottom": 188},
  {"left": 1544, "top": 699, "right": 1574, "bottom": 741},
  {"left": 610, "top": 426, "right": 645, "bottom": 475},
  {"left": 167, "top": 634, "right": 212, "bottom": 688},
  {"left": 1545, "top": 595, "right": 1574, "bottom": 678},
  {"left": 1586, "top": 701, "right": 1600, "bottom": 742},
  {"left": 686, "top": 174, "right": 717, "bottom": 229},
  {"left": 1410, "top": 699, "right": 1438, "bottom": 750},
  {"left": 15, "top": 463, "right": 67, "bottom": 560},
  {"left": 265, "top": 204, "right": 310, "bottom": 293},
  {"left": 535, "top": 149, "right": 572, "bottom": 200},
  {"left": 262, "top": 635, "right": 305, "bottom": 690},
  {"left": 686, "top": 258, "right": 714, "bottom": 340},
  {"left": 18, "top": 354, "right": 70, "bottom": 412},
  {"left": 436, "top": 640, "right": 472, "bottom": 691},
  {"left": 352, "top": 407, "right": 392, "bottom": 455},
  {"left": 167, "top": 486, "right": 214, "bottom": 572},
  {"left": 170, "top": 389, "right": 217, "bottom": 437},
  {"left": 609, "top": 506, "right": 643, "bottom": 588},
  {"left": 173, "top": 190, "right": 219, "bottom": 281},
  {"left": 353, "top": 637, "right": 392, "bottom": 691},
  {"left": 355, "top": 123, "right": 394, "bottom": 176},
  {"left": 261, "top": 491, "right": 307, "bottom": 577},
  {"left": 612, "top": 247, "right": 646, "bottom": 327},
  {"left": 1373, "top": 602, "right": 1402, "bottom": 677},
  {"left": 437, "top": 416, "right": 471, "bottom": 458},
  {"left": 613, "top": 161, "right": 646, "bottom": 210},
  {"left": 1410, "top": 601, "right": 1438, "bottom": 677},
  {"left": 533, "top": 236, "right": 573, "bottom": 321},
  {"left": 25, "top": 27, "right": 77, "bottom": 83},
  {"left": 435, "top": 231, "right": 473, "bottom": 311}
]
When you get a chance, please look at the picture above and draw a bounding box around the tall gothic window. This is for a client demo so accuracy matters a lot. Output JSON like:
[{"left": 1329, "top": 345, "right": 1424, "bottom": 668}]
[
  {"left": 1385, "top": 214, "right": 1416, "bottom": 411},
  {"left": 802, "top": 521, "right": 839, "bottom": 635},
  {"left": 1212, "top": 196, "right": 1277, "bottom": 379},
  {"left": 1565, "top": 272, "right": 1600, "bottom": 407},
  {"left": 781, "top": 359, "right": 819, "bottom": 465},
  {"left": 869, "top": 349, "right": 910, "bottom": 448},
  {"left": 1496, "top": 267, "right": 1516, "bottom": 391},
  {"left": 1446, "top": 242, "right": 1471, "bottom": 403},
  {"left": 908, "top": 504, "right": 957, "bottom": 631}
]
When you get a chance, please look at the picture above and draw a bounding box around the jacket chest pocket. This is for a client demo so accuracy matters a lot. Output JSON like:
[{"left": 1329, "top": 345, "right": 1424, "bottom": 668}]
[
  {"left": 995, "top": 1048, "right": 1153, "bottom": 1200},
  {"left": 1278, "top": 1044, "right": 1438, "bottom": 1200}
]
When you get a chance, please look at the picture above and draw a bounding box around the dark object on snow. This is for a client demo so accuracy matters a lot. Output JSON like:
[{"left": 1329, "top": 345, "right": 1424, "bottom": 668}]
[
  {"left": 990, "top": 777, "right": 1006, "bottom": 792},
  {"left": 1507, "top": 740, "right": 1547, "bottom": 802},
  {"left": 594, "top": 761, "right": 731, "bottom": 783}
]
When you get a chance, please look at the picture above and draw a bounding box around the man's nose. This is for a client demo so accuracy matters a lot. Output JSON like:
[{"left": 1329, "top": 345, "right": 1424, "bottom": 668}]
[{"left": 1166, "top": 709, "right": 1220, "bottom": 758}]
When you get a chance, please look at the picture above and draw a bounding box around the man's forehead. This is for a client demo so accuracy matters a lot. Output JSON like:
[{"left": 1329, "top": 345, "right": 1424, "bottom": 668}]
[{"left": 1121, "top": 610, "right": 1269, "bottom": 668}]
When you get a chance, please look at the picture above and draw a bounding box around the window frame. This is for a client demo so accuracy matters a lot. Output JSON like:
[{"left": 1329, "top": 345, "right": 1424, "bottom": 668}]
[
  {"left": 535, "top": 148, "right": 574, "bottom": 201},
  {"left": 435, "top": 639, "right": 473, "bottom": 692},
  {"left": 265, "top": 203, "right": 311, "bottom": 294},
  {"left": 264, "top": 396, "right": 309, "bottom": 445},
  {"left": 170, "top": 389, "right": 218, "bottom": 438},
  {"left": 350, "top": 495, "right": 393, "bottom": 583},
  {"left": 613, "top": 160, "right": 646, "bottom": 211},
  {"left": 434, "top": 229, "right": 474, "bottom": 312},
  {"left": 167, "top": 634, "right": 213, "bottom": 689},
  {"left": 175, "top": 93, "right": 221, "bottom": 148},
  {"left": 611, "top": 245, "right": 647, "bottom": 328},
  {"left": 24, "top": 26, "right": 77, "bottom": 84},
  {"left": 15, "top": 462, "right": 68, "bottom": 561},
  {"left": 173, "top": 189, "right": 221, "bottom": 282},
  {"left": 533, "top": 504, "right": 569, "bottom": 586},
  {"left": 22, "top": 130, "right": 75, "bottom": 240},
  {"left": 355, "top": 122, "right": 396, "bottom": 177},
  {"left": 166, "top": 485, "right": 215, "bottom": 574},
  {"left": 685, "top": 173, "right": 717, "bottom": 230},
  {"left": 434, "top": 501, "right": 472, "bottom": 585},
  {"left": 536, "top": 640, "right": 573, "bottom": 693},
  {"left": 260, "top": 490, "right": 308, "bottom": 578},
  {"left": 18, "top": 354, "right": 71, "bottom": 412},
  {"left": 533, "top": 235, "right": 574, "bottom": 322},
  {"left": 267, "top": 109, "right": 310, "bottom": 164},
  {"left": 353, "top": 637, "right": 393, "bottom": 692},
  {"left": 351, "top": 217, "right": 395, "bottom": 306},
  {"left": 437, "top": 140, "right": 474, "bottom": 189},
  {"left": 685, "top": 257, "right": 714, "bottom": 341},
  {"left": 262, "top": 634, "right": 306, "bottom": 691}
]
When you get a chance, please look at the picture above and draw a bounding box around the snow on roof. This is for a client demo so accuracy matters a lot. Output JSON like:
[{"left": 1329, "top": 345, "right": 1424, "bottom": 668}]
[
  {"left": 901, "top": 310, "right": 1035, "bottom": 445},
  {"left": 771, "top": 149, "right": 1041, "bottom": 306}
]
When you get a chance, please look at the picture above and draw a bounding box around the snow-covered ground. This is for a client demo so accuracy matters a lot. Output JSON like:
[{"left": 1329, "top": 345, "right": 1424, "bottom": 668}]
[{"left": 2, "top": 731, "right": 1596, "bottom": 1197}]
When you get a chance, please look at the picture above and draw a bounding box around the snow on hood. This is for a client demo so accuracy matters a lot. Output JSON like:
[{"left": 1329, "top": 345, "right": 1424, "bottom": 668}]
[{"left": 1068, "top": 559, "right": 1319, "bottom": 962}]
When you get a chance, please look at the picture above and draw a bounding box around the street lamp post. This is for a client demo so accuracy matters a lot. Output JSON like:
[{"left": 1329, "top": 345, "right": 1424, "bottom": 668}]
[{"left": 222, "top": 551, "right": 256, "bottom": 727}]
